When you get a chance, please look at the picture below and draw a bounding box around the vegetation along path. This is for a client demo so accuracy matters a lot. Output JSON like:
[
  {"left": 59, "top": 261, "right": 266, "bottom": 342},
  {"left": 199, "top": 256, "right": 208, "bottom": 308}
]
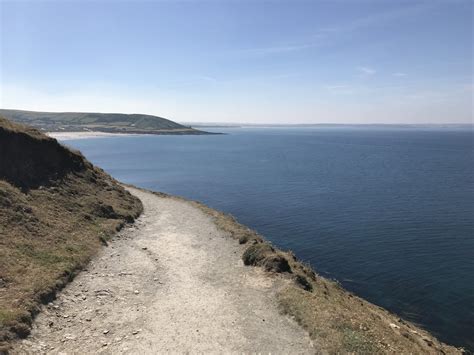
[{"left": 12, "top": 187, "right": 314, "bottom": 354}]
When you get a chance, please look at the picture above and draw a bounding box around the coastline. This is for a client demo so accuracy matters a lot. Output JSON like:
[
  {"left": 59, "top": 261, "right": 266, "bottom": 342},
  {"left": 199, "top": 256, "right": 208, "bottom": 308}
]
[
  {"left": 47, "top": 129, "right": 223, "bottom": 141},
  {"left": 1, "top": 115, "right": 463, "bottom": 353}
]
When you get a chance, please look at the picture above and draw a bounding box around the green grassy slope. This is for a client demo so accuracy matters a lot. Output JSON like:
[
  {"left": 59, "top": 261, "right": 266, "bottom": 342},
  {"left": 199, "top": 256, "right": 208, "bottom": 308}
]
[{"left": 0, "top": 109, "right": 211, "bottom": 135}]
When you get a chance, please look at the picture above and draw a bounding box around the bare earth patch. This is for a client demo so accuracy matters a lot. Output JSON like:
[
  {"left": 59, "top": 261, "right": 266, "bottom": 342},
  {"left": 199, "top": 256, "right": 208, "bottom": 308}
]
[{"left": 11, "top": 187, "right": 314, "bottom": 354}]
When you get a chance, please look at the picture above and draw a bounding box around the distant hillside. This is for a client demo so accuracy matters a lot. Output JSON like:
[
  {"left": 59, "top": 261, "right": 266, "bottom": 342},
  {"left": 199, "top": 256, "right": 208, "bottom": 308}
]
[
  {"left": 0, "top": 117, "right": 142, "bottom": 351},
  {"left": 0, "top": 109, "right": 214, "bottom": 135}
]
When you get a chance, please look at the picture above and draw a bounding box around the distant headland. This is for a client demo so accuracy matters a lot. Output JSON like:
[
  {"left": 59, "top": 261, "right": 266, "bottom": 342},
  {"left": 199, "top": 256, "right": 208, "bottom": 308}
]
[{"left": 0, "top": 109, "right": 220, "bottom": 135}]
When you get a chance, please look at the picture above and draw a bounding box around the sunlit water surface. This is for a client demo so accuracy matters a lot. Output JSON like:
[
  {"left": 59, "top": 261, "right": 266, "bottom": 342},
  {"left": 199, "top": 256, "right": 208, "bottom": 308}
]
[{"left": 63, "top": 127, "right": 474, "bottom": 350}]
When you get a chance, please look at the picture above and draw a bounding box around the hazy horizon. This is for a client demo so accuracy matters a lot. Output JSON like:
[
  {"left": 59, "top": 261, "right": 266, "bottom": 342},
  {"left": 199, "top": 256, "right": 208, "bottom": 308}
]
[
  {"left": 1, "top": 107, "right": 472, "bottom": 126},
  {"left": 1, "top": 0, "right": 472, "bottom": 124}
]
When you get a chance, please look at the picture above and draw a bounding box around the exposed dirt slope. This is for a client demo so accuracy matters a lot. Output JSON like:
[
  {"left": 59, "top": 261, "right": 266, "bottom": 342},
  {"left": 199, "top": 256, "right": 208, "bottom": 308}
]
[{"left": 0, "top": 118, "right": 142, "bottom": 352}]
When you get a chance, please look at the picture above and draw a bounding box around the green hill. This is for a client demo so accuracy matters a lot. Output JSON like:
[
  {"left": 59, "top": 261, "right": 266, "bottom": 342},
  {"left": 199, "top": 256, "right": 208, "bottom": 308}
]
[{"left": 0, "top": 109, "right": 213, "bottom": 135}]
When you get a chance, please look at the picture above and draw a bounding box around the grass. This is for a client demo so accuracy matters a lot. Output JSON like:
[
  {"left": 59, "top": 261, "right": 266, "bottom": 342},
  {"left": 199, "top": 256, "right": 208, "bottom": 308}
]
[{"left": 0, "top": 117, "right": 143, "bottom": 352}]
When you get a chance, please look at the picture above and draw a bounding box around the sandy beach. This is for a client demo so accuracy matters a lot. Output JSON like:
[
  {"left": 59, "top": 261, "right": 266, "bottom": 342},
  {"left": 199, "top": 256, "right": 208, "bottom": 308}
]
[{"left": 47, "top": 131, "right": 142, "bottom": 140}]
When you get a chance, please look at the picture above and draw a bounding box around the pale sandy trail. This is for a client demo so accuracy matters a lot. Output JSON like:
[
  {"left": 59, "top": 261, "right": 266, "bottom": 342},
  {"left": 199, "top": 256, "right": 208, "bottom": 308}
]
[{"left": 13, "top": 187, "right": 314, "bottom": 354}]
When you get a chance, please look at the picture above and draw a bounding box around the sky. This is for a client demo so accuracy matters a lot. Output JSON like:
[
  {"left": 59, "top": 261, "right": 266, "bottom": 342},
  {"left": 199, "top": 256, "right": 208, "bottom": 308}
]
[{"left": 0, "top": 0, "right": 472, "bottom": 124}]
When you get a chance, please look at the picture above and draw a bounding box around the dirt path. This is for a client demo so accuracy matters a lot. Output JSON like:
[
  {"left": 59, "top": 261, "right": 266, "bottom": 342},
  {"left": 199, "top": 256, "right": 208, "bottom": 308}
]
[{"left": 13, "top": 187, "right": 314, "bottom": 354}]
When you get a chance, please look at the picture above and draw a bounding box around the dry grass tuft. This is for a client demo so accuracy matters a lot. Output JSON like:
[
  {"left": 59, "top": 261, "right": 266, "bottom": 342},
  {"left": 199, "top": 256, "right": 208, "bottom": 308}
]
[{"left": 242, "top": 243, "right": 292, "bottom": 273}]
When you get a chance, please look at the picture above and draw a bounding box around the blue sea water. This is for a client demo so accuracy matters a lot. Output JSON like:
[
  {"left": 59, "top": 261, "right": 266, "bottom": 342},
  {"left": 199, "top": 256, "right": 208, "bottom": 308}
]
[{"left": 63, "top": 127, "right": 474, "bottom": 350}]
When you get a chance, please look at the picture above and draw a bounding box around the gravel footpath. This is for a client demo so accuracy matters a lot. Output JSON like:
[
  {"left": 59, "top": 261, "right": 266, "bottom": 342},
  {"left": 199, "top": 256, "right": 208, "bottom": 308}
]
[{"left": 12, "top": 187, "right": 313, "bottom": 354}]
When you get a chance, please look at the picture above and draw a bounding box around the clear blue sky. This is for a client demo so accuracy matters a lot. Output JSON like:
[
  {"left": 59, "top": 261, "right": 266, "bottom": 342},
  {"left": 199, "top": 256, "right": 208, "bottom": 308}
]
[{"left": 1, "top": 0, "right": 472, "bottom": 123}]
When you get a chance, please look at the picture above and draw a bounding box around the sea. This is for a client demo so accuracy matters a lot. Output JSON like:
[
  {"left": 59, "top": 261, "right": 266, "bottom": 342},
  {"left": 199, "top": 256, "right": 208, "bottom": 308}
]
[{"left": 61, "top": 127, "right": 474, "bottom": 350}]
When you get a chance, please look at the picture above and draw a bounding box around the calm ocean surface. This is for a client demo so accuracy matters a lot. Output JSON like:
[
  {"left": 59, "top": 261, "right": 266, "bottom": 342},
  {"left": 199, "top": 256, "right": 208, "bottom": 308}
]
[{"left": 63, "top": 127, "right": 474, "bottom": 350}]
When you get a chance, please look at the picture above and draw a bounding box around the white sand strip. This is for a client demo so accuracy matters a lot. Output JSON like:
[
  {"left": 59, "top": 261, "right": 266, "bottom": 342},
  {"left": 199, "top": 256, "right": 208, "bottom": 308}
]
[{"left": 47, "top": 131, "right": 141, "bottom": 140}]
